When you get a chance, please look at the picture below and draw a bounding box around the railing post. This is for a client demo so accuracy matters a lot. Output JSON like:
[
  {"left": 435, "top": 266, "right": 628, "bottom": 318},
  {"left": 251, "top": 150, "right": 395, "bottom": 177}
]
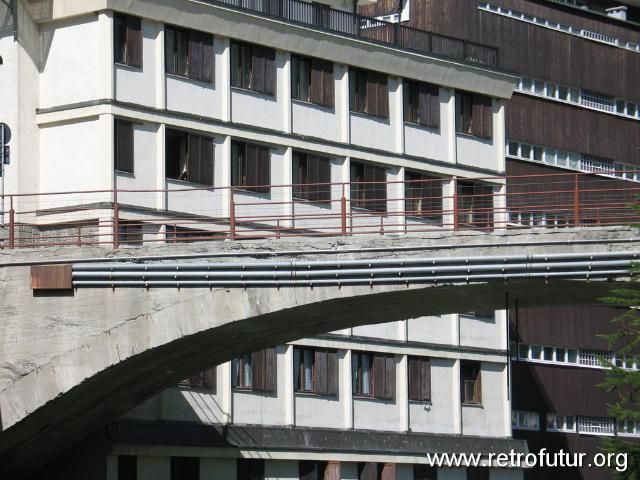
[
  {"left": 573, "top": 173, "right": 580, "bottom": 227},
  {"left": 113, "top": 188, "right": 120, "bottom": 249},
  {"left": 453, "top": 178, "right": 459, "bottom": 232},
  {"left": 8, "top": 196, "right": 15, "bottom": 249},
  {"left": 229, "top": 187, "right": 236, "bottom": 241},
  {"left": 340, "top": 184, "right": 347, "bottom": 236}
]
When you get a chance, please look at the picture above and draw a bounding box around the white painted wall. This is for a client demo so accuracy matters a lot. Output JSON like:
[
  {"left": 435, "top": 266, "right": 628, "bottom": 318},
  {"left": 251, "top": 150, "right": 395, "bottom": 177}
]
[
  {"left": 350, "top": 112, "right": 394, "bottom": 152},
  {"left": 407, "top": 316, "right": 456, "bottom": 345},
  {"left": 352, "top": 321, "right": 403, "bottom": 341},
  {"left": 455, "top": 100, "right": 502, "bottom": 172},
  {"left": 409, "top": 358, "right": 456, "bottom": 434},
  {"left": 403, "top": 89, "right": 451, "bottom": 163},
  {"left": 459, "top": 313, "right": 505, "bottom": 351},
  {"left": 461, "top": 363, "right": 508, "bottom": 437}
]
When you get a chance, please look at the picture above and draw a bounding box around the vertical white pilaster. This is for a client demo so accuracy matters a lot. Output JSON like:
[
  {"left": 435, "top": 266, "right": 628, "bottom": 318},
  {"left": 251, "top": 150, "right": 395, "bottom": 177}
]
[
  {"left": 219, "top": 135, "right": 232, "bottom": 216},
  {"left": 398, "top": 355, "right": 409, "bottom": 432},
  {"left": 493, "top": 182, "right": 508, "bottom": 231},
  {"left": 156, "top": 124, "right": 166, "bottom": 211},
  {"left": 101, "top": 12, "right": 115, "bottom": 100},
  {"left": 388, "top": 166, "right": 405, "bottom": 234},
  {"left": 503, "top": 362, "right": 512, "bottom": 437},
  {"left": 284, "top": 344, "right": 295, "bottom": 426},
  {"left": 282, "top": 146, "right": 293, "bottom": 228},
  {"left": 442, "top": 178, "right": 456, "bottom": 231},
  {"left": 495, "top": 99, "right": 506, "bottom": 173},
  {"left": 391, "top": 77, "right": 405, "bottom": 154},
  {"left": 444, "top": 89, "right": 457, "bottom": 165},
  {"left": 155, "top": 24, "right": 166, "bottom": 110},
  {"left": 337, "top": 66, "right": 350, "bottom": 144},
  {"left": 452, "top": 358, "right": 462, "bottom": 435},
  {"left": 343, "top": 350, "right": 354, "bottom": 430},
  {"left": 221, "top": 361, "right": 232, "bottom": 424},
  {"left": 218, "top": 38, "right": 231, "bottom": 123},
  {"left": 281, "top": 52, "right": 292, "bottom": 134}
]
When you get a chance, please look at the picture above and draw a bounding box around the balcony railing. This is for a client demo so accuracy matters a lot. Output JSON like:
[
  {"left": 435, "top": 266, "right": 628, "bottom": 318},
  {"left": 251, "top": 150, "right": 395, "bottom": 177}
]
[
  {"left": 202, "top": 0, "right": 500, "bottom": 68},
  {"left": 0, "top": 171, "right": 638, "bottom": 249}
]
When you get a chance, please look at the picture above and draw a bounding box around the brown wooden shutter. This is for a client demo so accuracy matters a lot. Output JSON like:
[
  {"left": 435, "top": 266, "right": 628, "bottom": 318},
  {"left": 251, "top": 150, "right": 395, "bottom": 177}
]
[
  {"left": 471, "top": 94, "right": 485, "bottom": 138},
  {"left": 377, "top": 73, "right": 389, "bottom": 118},
  {"left": 366, "top": 71, "right": 378, "bottom": 116},
  {"left": 115, "top": 120, "right": 134, "bottom": 173},
  {"left": 323, "top": 61, "right": 334, "bottom": 108},
  {"left": 114, "top": 15, "right": 126, "bottom": 64},
  {"left": 201, "top": 137, "right": 214, "bottom": 186},
  {"left": 381, "top": 464, "right": 396, "bottom": 480},
  {"left": 245, "top": 143, "right": 258, "bottom": 187},
  {"left": 420, "top": 359, "right": 431, "bottom": 401},
  {"left": 475, "top": 364, "right": 482, "bottom": 404},
  {"left": 264, "top": 47, "right": 276, "bottom": 95},
  {"left": 165, "top": 27, "right": 176, "bottom": 74},
  {"left": 482, "top": 96, "right": 493, "bottom": 139},
  {"left": 318, "top": 156, "right": 331, "bottom": 202},
  {"left": 310, "top": 59, "right": 323, "bottom": 105},
  {"left": 327, "top": 350, "right": 338, "bottom": 396},
  {"left": 202, "top": 34, "right": 214, "bottom": 83},
  {"left": 252, "top": 45, "right": 265, "bottom": 92},
  {"left": 408, "top": 357, "right": 421, "bottom": 401},
  {"left": 188, "top": 134, "right": 202, "bottom": 184},
  {"left": 420, "top": 83, "right": 439, "bottom": 129},
  {"left": 127, "top": 16, "right": 142, "bottom": 67},
  {"left": 258, "top": 146, "right": 270, "bottom": 192},
  {"left": 252, "top": 349, "right": 264, "bottom": 390},
  {"left": 315, "top": 349, "right": 328, "bottom": 395},
  {"left": 385, "top": 355, "right": 395, "bottom": 400},
  {"left": 188, "top": 31, "right": 203, "bottom": 80},
  {"left": 264, "top": 347, "right": 277, "bottom": 392},
  {"left": 230, "top": 42, "right": 240, "bottom": 87},
  {"left": 373, "top": 354, "right": 386, "bottom": 399},
  {"left": 325, "top": 462, "right": 341, "bottom": 480},
  {"left": 375, "top": 165, "right": 387, "bottom": 212}
]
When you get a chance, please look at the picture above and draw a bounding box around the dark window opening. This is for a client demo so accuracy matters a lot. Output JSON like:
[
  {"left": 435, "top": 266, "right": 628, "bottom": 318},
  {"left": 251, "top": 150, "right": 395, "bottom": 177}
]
[
  {"left": 114, "top": 14, "right": 142, "bottom": 68},
  {"left": 455, "top": 91, "right": 492, "bottom": 139},
  {"left": 404, "top": 171, "right": 442, "bottom": 222},
  {"left": 179, "top": 367, "right": 216, "bottom": 391},
  {"left": 352, "top": 352, "right": 395, "bottom": 400},
  {"left": 294, "top": 347, "right": 338, "bottom": 396},
  {"left": 350, "top": 161, "right": 387, "bottom": 212},
  {"left": 461, "top": 361, "right": 482, "bottom": 405},
  {"left": 231, "top": 41, "right": 276, "bottom": 95},
  {"left": 238, "top": 459, "right": 265, "bottom": 480},
  {"left": 358, "top": 463, "right": 395, "bottom": 480},
  {"left": 408, "top": 356, "right": 431, "bottom": 402},
  {"left": 299, "top": 461, "right": 329, "bottom": 480},
  {"left": 349, "top": 68, "right": 388, "bottom": 118},
  {"left": 170, "top": 456, "right": 199, "bottom": 480},
  {"left": 292, "top": 151, "right": 331, "bottom": 203},
  {"left": 403, "top": 80, "right": 439, "bottom": 128},
  {"left": 413, "top": 464, "right": 437, "bottom": 480},
  {"left": 466, "top": 467, "right": 490, "bottom": 480},
  {"left": 231, "top": 141, "right": 271, "bottom": 194},
  {"left": 457, "top": 181, "right": 493, "bottom": 230},
  {"left": 115, "top": 119, "right": 134, "bottom": 174},
  {"left": 118, "top": 455, "right": 137, "bottom": 480},
  {"left": 292, "top": 55, "right": 334, "bottom": 107},
  {"left": 232, "top": 348, "right": 277, "bottom": 393},
  {"left": 165, "top": 129, "right": 214, "bottom": 186},
  {"left": 165, "top": 25, "right": 214, "bottom": 82},
  {"left": 165, "top": 225, "right": 223, "bottom": 243},
  {"left": 118, "top": 222, "right": 143, "bottom": 246}
]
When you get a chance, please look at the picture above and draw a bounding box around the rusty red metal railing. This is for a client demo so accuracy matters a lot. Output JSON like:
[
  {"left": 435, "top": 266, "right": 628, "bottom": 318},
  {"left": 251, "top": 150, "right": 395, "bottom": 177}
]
[{"left": 0, "top": 171, "right": 638, "bottom": 249}]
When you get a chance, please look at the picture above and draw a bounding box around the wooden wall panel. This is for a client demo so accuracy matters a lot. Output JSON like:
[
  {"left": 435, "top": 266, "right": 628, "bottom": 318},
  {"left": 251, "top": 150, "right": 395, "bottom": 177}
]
[{"left": 507, "top": 94, "right": 640, "bottom": 165}]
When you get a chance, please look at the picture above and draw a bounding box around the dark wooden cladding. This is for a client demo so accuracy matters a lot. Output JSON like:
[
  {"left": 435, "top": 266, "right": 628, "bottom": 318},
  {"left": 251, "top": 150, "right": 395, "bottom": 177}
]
[
  {"left": 31, "top": 265, "right": 73, "bottom": 290},
  {"left": 509, "top": 304, "right": 626, "bottom": 351},
  {"left": 512, "top": 362, "right": 615, "bottom": 417},
  {"left": 508, "top": 95, "right": 640, "bottom": 165},
  {"left": 360, "top": 0, "right": 640, "bottom": 99}
]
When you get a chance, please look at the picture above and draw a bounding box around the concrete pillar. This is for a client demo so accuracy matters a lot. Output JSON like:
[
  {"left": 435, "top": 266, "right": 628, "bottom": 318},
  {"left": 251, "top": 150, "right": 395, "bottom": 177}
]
[
  {"left": 398, "top": 354, "right": 409, "bottom": 432},
  {"left": 342, "top": 350, "right": 354, "bottom": 430},
  {"left": 442, "top": 178, "right": 456, "bottom": 231},
  {"left": 493, "top": 182, "right": 508, "bottom": 231},
  {"left": 218, "top": 135, "right": 232, "bottom": 217},
  {"left": 387, "top": 166, "right": 405, "bottom": 234},
  {"left": 100, "top": 12, "right": 115, "bottom": 100},
  {"left": 221, "top": 360, "right": 232, "bottom": 424},
  {"left": 156, "top": 124, "right": 166, "bottom": 211},
  {"left": 452, "top": 358, "right": 462, "bottom": 435},
  {"left": 390, "top": 77, "right": 405, "bottom": 154},
  {"left": 281, "top": 52, "right": 292, "bottom": 134},
  {"left": 337, "top": 65, "right": 350, "bottom": 144},
  {"left": 283, "top": 344, "right": 295, "bottom": 426},
  {"left": 443, "top": 88, "right": 457, "bottom": 165},
  {"left": 218, "top": 38, "right": 231, "bottom": 123},
  {"left": 155, "top": 24, "right": 166, "bottom": 110},
  {"left": 495, "top": 99, "right": 506, "bottom": 173},
  {"left": 281, "top": 147, "right": 293, "bottom": 229}
]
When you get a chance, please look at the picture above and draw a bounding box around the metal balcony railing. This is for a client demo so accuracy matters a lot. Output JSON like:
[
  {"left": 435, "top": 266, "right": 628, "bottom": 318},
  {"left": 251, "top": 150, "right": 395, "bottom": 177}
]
[{"left": 202, "top": 0, "right": 500, "bottom": 68}]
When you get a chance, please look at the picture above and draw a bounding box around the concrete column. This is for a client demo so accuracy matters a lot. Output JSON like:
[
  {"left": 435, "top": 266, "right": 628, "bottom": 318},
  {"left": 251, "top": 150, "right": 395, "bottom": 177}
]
[
  {"left": 337, "top": 65, "right": 350, "bottom": 144},
  {"left": 221, "top": 361, "right": 232, "bottom": 424},
  {"left": 155, "top": 24, "right": 166, "bottom": 110},
  {"left": 443, "top": 89, "right": 457, "bottom": 165},
  {"left": 390, "top": 77, "right": 405, "bottom": 154},
  {"left": 452, "top": 358, "right": 462, "bottom": 435},
  {"left": 218, "top": 135, "right": 232, "bottom": 217},
  {"left": 502, "top": 362, "right": 512, "bottom": 437},
  {"left": 495, "top": 99, "right": 506, "bottom": 173},
  {"left": 156, "top": 124, "right": 166, "bottom": 210},
  {"left": 283, "top": 344, "right": 295, "bottom": 426},
  {"left": 442, "top": 178, "right": 456, "bottom": 231},
  {"left": 100, "top": 114, "right": 116, "bottom": 246},
  {"left": 281, "top": 52, "right": 292, "bottom": 134},
  {"left": 451, "top": 313, "right": 460, "bottom": 347},
  {"left": 101, "top": 12, "right": 115, "bottom": 100},
  {"left": 493, "top": 182, "right": 508, "bottom": 231},
  {"left": 342, "top": 350, "right": 354, "bottom": 430},
  {"left": 218, "top": 38, "right": 231, "bottom": 123},
  {"left": 398, "top": 354, "right": 409, "bottom": 432},
  {"left": 387, "top": 166, "right": 405, "bottom": 234},
  {"left": 281, "top": 146, "right": 294, "bottom": 229}
]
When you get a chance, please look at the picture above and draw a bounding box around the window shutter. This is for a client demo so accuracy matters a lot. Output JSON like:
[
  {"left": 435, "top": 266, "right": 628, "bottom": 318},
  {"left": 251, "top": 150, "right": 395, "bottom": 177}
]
[
  {"left": 200, "top": 137, "right": 214, "bottom": 186},
  {"left": 375, "top": 165, "right": 387, "bottom": 212},
  {"left": 475, "top": 364, "right": 482, "bottom": 404},
  {"left": 357, "top": 70, "right": 367, "bottom": 113},
  {"left": 420, "top": 359, "right": 430, "bottom": 401},
  {"left": 244, "top": 143, "right": 258, "bottom": 188},
  {"left": 115, "top": 120, "right": 134, "bottom": 173},
  {"left": 349, "top": 70, "right": 357, "bottom": 111},
  {"left": 127, "top": 16, "right": 142, "bottom": 68},
  {"left": 323, "top": 61, "right": 334, "bottom": 108},
  {"left": 315, "top": 349, "right": 328, "bottom": 395},
  {"left": 307, "top": 155, "right": 319, "bottom": 202},
  {"left": 187, "top": 134, "right": 202, "bottom": 184},
  {"left": 327, "top": 350, "right": 338, "bottom": 396},
  {"left": 377, "top": 73, "right": 389, "bottom": 118},
  {"left": 252, "top": 350, "right": 265, "bottom": 390},
  {"left": 428, "top": 85, "right": 440, "bottom": 128},
  {"left": 264, "top": 47, "right": 276, "bottom": 95},
  {"left": 202, "top": 34, "right": 214, "bottom": 83},
  {"left": 258, "top": 146, "right": 270, "bottom": 192},
  {"left": 381, "top": 464, "right": 396, "bottom": 480},
  {"left": 471, "top": 94, "right": 484, "bottom": 138},
  {"left": 165, "top": 28, "right": 176, "bottom": 74},
  {"left": 482, "top": 96, "right": 493, "bottom": 139},
  {"left": 325, "top": 462, "right": 341, "bottom": 480},
  {"left": 385, "top": 355, "right": 395, "bottom": 400},
  {"left": 408, "top": 357, "right": 421, "bottom": 401},
  {"left": 310, "top": 59, "right": 323, "bottom": 105},
  {"left": 291, "top": 56, "right": 300, "bottom": 99},
  {"left": 114, "top": 15, "right": 127, "bottom": 64},
  {"left": 230, "top": 42, "right": 240, "bottom": 87},
  {"left": 264, "top": 347, "right": 277, "bottom": 392},
  {"left": 318, "top": 156, "right": 331, "bottom": 202},
  {"left": 366, "top": 71, "right": 378, "bottom": 116},
  {"left": 188, "top": 31, "right": 203, "bottom": 80},
  {"left": 373, "top": 354, "right": 386, "bottom": 399},
  {"left": 252, "top": 45, "right": 266, "bottom": 93}
]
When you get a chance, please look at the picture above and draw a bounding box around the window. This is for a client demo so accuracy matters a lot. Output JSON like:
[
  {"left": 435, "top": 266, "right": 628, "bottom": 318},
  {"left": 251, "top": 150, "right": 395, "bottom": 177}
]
[
  {"left": 292, "top": 152, "right": 331, "bottom": 203},
  {"left": 170, "top": 457, "right": 199, "bottom": 480},
  {"left": 408, "top": 356, "right": 431, "bottom": 402},
  {"left": 576, "top": 416, "right": 616, "bottom": 436},
  {"left": 404, "top": 172, "right": 442, "bottom": 221},
  {"left": 357, "top": 463, "right": 395, "bottom": 480},
  {"left": 118, "top": 222, "right": 143, "bottom": 246},
  {"left": 166, "top": 225, "right": 221, "bottom": 243},
  {"left": 403, "top": 80, "right": 439, "bottom": 128},
  {"left": 455, "top": 92, "right": 492, "bottom": 139},
  {"left": 231, "top": 141, "right": 271, "bottom": 194},
  {"left": 413, "top": 464, "right": 436, "bottom": 480},
  {"left": 352, "top": 352, "right": 395, "bottom": 400},
  {"left": 457, "top": 181, "right": 493, "bottom": 230},
  {"left": 165, "top": 25, "right": 214, "bottom": 82},
  {"left": 115, "top": 120, "right": 134, "bottom": 173},
  {"left": 232, "top": 348, "right": 277, "bottom": 392},
  {"left": 512, "top": 410, "right": 540, "bottom": 430},
  {"left": 466, "top": 468, "right": 489, "bottom": 480},
  {"left": 294, "top": 347, "right": 338, "bottom": 396},
  {"left": 349, "top": 68, "right": 389, "bottom": 118},
  {"left": 238, "top": 459, "right": 265, "bottom": 480},
  {"left": 547, "top": 414, "right": 576, "bottom": 433},
  {"left": 179, "top": 367, "right": 216, "bottom": 390},
  {"left": 292, "top": 55, "right": 334, "bottom": 107},
  {"left": 350, "top": 161, "right": 387, "bottom": 212},
  {"left": 231, "top": 41, "right": 276, "bottom": 95},
  {"left": 300, "top": 461, "right": 341, "bottom": 480},
  {"left": 114, "top": 14, "right": 142, "bottom": 67},
  {"left": 165, "top": 129, "right": 214, "bottom": 186},
  {"left": 118, "top": 455, "right": 137, "bottom": 480},
  {"left": 460, "top": 361, "right": 481, "bottom": 405}
]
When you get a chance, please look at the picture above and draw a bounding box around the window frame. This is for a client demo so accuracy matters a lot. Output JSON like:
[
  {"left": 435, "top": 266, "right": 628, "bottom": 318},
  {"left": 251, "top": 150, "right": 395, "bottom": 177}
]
[
  {"left": 460, "top": 361, "right": 482, "bottom": 405},
  {"left": 232, "top": 348, "right": 277, "bottom": 393},
  {"left": 114, "top": 14, "right": 142, "bottom": 68},
  {"left": 349, "top": 68, "right": 389, "bottom": 118},
  {"left": 230, "top": 41, "right": 277, "bottom": 95},
  {"left": 350, "top": 161, "right": 388, "bottom": 213},
  {"left": 165, "top": 24, "right": 214, "bottom": 83},
  {"left": 455, "top": 91, "right": 492, "bottom": 139},
  {"left": 352, "top": 351, "right": 395, "bottom": 400},
  {"left": 292, "top": 151, "right": 332, "bottom": 204},
  {"left": 115, "top": 119, "right": 134, "bottom": 174},
  {"left": 408, "top": 356, "right": 431, "bottom": 402},
  {"left": 291, "top": 55, "right": 334, "bottom": 108},
  {"left": 165, "top": 128, "right": 214, "bottom": 186},
  {"left": 293, "top": 347, "right": 339, "bottom": 396},
  {"left": 403, "top": 80, "right": 439, "bottom": 128},
  {"left": 231, "top": 140, "right": 271, "bottom": 194},
  {"left": 404, "top": 171, "right": 442, "bottom": 222}
]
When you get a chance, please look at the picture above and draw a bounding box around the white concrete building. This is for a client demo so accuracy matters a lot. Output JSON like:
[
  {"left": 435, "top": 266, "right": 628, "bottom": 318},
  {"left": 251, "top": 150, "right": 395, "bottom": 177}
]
[{"left": 0, "top": 1, "right": 524, "bottom": 479}]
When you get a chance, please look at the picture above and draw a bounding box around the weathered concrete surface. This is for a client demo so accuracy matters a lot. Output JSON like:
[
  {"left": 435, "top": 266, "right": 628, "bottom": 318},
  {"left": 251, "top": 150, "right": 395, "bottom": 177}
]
[{"left": 0, "top": 227, "right": 638, "bottom": 478}]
